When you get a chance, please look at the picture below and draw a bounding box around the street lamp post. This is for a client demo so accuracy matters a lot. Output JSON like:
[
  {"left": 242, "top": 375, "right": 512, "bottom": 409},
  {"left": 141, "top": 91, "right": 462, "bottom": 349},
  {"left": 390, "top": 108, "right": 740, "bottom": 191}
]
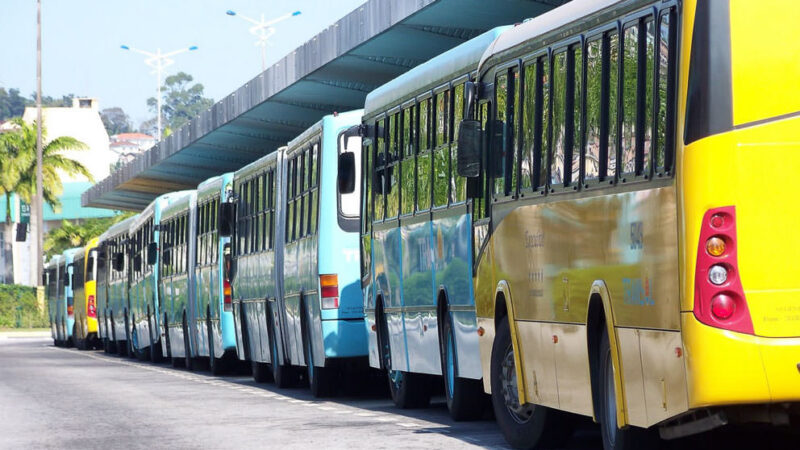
[
  {"left": 120, "top": 45, "right": 198, "bottom": 140},
  {"left": 226, "top": 9, "right": 301, "bottom": 71}
]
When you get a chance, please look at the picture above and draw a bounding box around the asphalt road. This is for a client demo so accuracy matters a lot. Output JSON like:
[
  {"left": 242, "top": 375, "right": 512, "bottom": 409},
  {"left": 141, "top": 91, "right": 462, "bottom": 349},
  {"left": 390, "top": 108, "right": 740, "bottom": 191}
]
[{"left": 0, "top": 335, "right": 797, "bottom": 449}]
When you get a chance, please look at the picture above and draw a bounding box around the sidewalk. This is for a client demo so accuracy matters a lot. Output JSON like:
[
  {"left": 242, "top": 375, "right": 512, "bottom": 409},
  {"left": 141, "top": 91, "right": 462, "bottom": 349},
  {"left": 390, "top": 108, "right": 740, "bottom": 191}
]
[{"left": 0, "top": 329, "right": 51, "bottom": 339}]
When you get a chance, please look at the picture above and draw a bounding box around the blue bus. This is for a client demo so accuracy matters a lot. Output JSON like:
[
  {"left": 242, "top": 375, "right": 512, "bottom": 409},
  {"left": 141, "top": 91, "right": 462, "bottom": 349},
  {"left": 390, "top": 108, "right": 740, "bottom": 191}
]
[
  {"left": 224, "top": 111, "right": 367, "bottom": 396},
  {"left": 127, "top": 194, "right": 172, "bottom": 361},
  {"left": 45, "top": 255, "right": 66, "bottom": 346},
  {"left": 158, "top": 190, "right": 198, "bottom": 368},
  {"left": 343, "top": 27, "right": 508, "bottom": 419},
  {"left": 97, "top": 215, "right": 138, "bottom": 354},
  {"left": 195, "top": 173, "right": 237, "bottom": 373},
  {"left": 62, "top": 247, "right": 84, "bottom": 348}
]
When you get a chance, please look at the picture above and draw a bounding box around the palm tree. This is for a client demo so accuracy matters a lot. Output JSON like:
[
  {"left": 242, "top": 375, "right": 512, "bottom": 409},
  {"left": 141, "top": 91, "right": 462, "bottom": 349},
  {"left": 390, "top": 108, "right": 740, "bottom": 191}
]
[{"left": 0, "top": 118, "right": 92, "bottom": 244}]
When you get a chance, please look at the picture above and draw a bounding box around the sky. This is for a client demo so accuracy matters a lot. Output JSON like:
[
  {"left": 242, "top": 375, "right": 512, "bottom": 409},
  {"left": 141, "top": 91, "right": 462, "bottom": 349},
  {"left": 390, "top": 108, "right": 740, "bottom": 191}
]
[{"left": 0, "top": 0, "right": 366, "bottom": 129}]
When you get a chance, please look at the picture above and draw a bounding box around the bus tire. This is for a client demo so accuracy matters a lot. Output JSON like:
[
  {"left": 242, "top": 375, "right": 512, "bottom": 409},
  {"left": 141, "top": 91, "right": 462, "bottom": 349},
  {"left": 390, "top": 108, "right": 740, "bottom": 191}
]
[
  {"left": 491, "top": 318, "right": 572, "bottom": 449},
  {"left": 252, "top": 361, "right": 271, "bottom": 382},
  {"left": 303, "top": 314, "right": 334, "bottom": 398},
  {"left": 598, "top": 327, "right": 659, "bottom": 450},
  {"left": 183, "top": 313, "right": 196, "bottom": 370},
  {"left": 149, "top": 309, "right": 163, "bottom": 363},
  {"left": 208, "top": 315, "right": 225, "bottom": 376},
  {"left": 124, "top": 313, "right": 133, "bottom": 358},
  {"left": 268, "top": 303, "right": 296, "bottom": 388},
  {"left": 378, "top": 310, "right": 430, "bottom": 408},
  {"left": 440, "top": 311, "right": 487, "bottom": 421}
]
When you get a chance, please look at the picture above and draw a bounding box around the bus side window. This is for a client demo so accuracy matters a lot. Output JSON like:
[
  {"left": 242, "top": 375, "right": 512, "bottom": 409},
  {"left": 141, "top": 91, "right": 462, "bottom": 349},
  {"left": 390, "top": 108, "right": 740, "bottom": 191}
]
[
  {"left": 585, "top": 38, "right": 602, "bottom": 182},
  {"left": 374, "top": 119, "right": 386, "bottom": 222},
  {"left": 535, "top": 55, "right": 550, "bottom": 192},
  {"left": 433, "top": 91, "right": 450, "bottom": 207},
  {"left": 400, "top": 107, "right": 415, "bottom": 216},
  {"left": 385, "top": 113, "right": 399, "bottom": 219},
  {"left": 551, "top": 50, "right": 567, "bottom": 187},
  {"left": 494, "top": 72, "right": 509, "bottom": 197},
  {"left": 607, "top": 31, "right": 620, "bottom": 182},
  {"left": 417, "top": 99, "right": 432, "bottom": 212},
  {"left": 451, "top": 83, "right": 467, "bottom": 203},
  {"left": 656, "top": 10, "right": 675, "bottom": 176},
  {"left": 570, "top": 44, "right": 582, "bottom": 187}
]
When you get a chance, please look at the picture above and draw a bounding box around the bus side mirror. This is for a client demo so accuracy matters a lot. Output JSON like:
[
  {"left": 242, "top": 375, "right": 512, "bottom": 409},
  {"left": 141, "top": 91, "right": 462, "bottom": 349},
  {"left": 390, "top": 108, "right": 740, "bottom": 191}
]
[
  {"left": 338, "top": 152, "right": 356, "bottom": 194},
  {"left": 219, "top": 203, "right": 236, "bottom": 238},
  {"left": 162, "top": 246, "right": 172, "bottom": 266},
  {"left": 146, "top": 242, "right": 158, "bottom": 266},
  {"left": 133, "top": 255, "right": 142, "bottom": 272},
  {"left": 113, "top": 253, "right": 124, "bottom": 271},
  {"left": 456, "top": 119, "right": 482, "bottom": 178}
]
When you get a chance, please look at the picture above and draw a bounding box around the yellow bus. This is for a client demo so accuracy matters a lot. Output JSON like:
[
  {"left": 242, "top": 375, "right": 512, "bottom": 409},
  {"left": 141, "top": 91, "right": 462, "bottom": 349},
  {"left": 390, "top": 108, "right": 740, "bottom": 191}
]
[
  {"left": 72, "top": 237, "right": 100, "bottom": 350},
  {"left": 455, "top": 0, "right": 800, "bottom": 447}
]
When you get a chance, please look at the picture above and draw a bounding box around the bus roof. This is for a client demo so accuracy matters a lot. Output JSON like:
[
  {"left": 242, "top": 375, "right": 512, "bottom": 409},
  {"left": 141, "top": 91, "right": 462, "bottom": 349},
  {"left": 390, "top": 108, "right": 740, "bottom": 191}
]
[
  {"left": 130, "top": 193, "right": 173, "bottom": 233},
  {"left": 234, "top": 147, "right": 282, "bottom": 181},
  {"left": 197, "top": 172, "right": 232, "bottom": 202},
  {"left": 363, "top": 26, "right": 510, "bottom": 119},
  {"left": 161, "top": 190, "right": 196, "bottom": 221},
  {"left": 477, "top": 0, "right": 620, "bottom": 71},
  {"left": 286, "top": 110, "right": 364, "bottom": 154},
  {"left": 98, "top": 215, "right": 138, "bottom": 243}
]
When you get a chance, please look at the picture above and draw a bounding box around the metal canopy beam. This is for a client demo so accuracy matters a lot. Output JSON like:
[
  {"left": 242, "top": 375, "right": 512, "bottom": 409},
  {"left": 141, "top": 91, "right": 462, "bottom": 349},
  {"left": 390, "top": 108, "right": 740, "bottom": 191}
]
[{"left": 83, "top": 0, "right": 567, "bottom": 211}]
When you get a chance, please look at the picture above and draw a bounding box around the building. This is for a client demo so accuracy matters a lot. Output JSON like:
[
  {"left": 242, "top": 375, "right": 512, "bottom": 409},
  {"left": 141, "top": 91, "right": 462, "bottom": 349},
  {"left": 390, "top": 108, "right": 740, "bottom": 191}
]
[
  {"left": 109, "top": 132, "right": 156, "bottom": 168},
  {"left": 0, "top": 97, "right": 117, "bottom": 286}
]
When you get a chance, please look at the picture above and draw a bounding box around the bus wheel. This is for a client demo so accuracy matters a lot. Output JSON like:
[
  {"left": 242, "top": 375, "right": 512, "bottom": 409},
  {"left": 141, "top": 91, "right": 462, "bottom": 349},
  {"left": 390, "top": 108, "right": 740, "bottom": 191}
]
[
  {"left": 491, "top": 318, "right": 571, "bottom": 449},
  {"left": 268, "top": 303, "right": 296, "bottom": 388},
  {"left": 304, "top": 320, "right": 334, "bottom": 397},
  {"left": 252, "top": 361, "right": 271, "bottom": 382},
  {"left": 378, "top": 313, "right": 430, "bottom": 408},
  {"left": 183, "top": 314, "right": 195, "bottom": 370},
  {"left": 597, "top": 327, "right": 659, "bottom": 450},
  {"left": 440, "top": 311, "right": 487, "bottom": 421},
  {"left": 149, "top": 311, "right": 163, "bottom": 363},
  {"left": 208, "top": 316, "right": 225, "bottom": 376}
]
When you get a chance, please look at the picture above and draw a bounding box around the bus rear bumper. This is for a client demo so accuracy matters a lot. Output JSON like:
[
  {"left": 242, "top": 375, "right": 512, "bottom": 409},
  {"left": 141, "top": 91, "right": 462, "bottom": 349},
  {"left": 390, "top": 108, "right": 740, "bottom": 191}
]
[
  {"left": 322, "top": 318, "right": 368, "bottom": 359},
  {"left": 682, "top": 312, "right": 800, "bottom": 408}
]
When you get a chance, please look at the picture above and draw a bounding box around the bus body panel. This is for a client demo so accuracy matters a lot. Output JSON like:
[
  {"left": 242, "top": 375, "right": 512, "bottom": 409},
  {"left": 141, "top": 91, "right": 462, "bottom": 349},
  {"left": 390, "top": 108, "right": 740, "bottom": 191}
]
[
  {"left": 313, "top": 112, "right": 367, "bottom": 364},
  {"left": 232, "top": 151, "right": 281, "bottom": 365},
  {"left": 196, "top": 172, "right": 236, "bottom": 359},
  {"left": 128, "top": 195, "right": 170, "bottom": 352},
  {"left": 158, "top": 190, "right": 197, "bottom": 359}
]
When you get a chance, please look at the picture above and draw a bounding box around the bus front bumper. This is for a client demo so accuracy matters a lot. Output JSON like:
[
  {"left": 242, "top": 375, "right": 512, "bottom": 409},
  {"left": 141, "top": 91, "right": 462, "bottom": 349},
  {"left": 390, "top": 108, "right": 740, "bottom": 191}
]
[{"left": 682, "top": 312, "right": 800, "bottom": 408}]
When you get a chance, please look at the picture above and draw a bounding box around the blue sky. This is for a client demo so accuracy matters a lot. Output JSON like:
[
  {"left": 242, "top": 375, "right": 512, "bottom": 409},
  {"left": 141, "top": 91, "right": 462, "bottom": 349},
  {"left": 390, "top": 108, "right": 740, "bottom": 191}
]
[{"left": 0, "top": 0, "right": 365, "bottom": 128}]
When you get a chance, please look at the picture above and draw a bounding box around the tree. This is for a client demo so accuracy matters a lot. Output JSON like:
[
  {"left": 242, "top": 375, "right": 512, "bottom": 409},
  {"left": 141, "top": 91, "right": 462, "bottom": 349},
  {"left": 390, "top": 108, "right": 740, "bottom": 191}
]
[
  {"left": 146, "top": 72, "right": 213, "bottom": 137},
  {"left": 32, "top": 93, "right": 75, "bottom": 108},
  {"left": 100, "top": 107, "right": 132, "bottom": 136},
  {"left": 0, "top": 88, "right": 30, "bottom": 121},
  {"left": 44, "top": 213, "right": 133, "bottom": 258},
  {"left": 0, "top": 119, "right": 93, "bottom": 246}
]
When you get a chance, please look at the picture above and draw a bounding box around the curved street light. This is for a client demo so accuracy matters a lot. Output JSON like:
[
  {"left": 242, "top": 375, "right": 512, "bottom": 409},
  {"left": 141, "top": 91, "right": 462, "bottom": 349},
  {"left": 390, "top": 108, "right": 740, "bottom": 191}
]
[
  {"left": 226, "top": 9, "right": 301, "bottom": 71},
  {"left": 120, "top": 44, "right": 198, "bottom": 140}
]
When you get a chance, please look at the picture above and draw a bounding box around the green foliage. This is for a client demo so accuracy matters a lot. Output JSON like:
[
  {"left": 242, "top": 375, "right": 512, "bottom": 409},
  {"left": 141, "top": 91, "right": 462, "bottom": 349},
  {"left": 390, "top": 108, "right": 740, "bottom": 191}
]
[
  {"left": 0, "top": 118, "right": 92, "bottom": 218},
  {"left": 100, "top": 107, "right": 132, "bottom": 136},
  {"left": 0, "top": 284, "right": 47, "bottom": 328},
  {"left": 146, "top": 72, "right": 214, "bottom": 137},
  {"left": 44, "top": 212, "right": 134, "bottom": 258},
  {"left": 0, "top": 88, "right": 30, "bottom": 121}
]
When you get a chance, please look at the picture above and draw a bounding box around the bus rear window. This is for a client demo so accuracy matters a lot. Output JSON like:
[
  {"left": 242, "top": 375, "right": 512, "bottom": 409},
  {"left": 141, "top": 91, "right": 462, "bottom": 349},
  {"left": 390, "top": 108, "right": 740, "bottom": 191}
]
[{"left": 339, "top": 133, "right": 361, "bottom": 218}]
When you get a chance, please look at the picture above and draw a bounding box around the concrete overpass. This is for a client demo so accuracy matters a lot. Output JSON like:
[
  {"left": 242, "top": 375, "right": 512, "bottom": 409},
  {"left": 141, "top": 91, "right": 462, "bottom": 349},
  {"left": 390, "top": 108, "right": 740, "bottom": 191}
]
[{"left": 83, "top": 0, "right": 567, "bottom": 211}]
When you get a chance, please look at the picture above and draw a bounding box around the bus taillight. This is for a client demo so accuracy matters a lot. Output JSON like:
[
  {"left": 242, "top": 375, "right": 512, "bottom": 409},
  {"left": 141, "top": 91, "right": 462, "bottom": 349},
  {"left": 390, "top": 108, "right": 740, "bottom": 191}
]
[
  {"left": 320, "top": 274, "right": 339, "bottom": 309},
  {"left": 67, "top": 305, "right": 74, "bottom": 316},
  {"left": 693, "top": 206, "right": 754, "bottom": 334},
  {"left": 87, "top": 295, "right": 96, "bottom": 318},
  {"left": 223, "top": 279, "right": 232, "bottom": 312}
]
